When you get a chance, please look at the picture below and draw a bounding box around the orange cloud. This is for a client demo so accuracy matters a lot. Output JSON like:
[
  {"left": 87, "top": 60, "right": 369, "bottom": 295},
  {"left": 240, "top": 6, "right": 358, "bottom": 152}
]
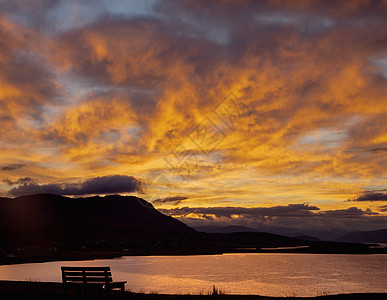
[{"left": 0, "top": 2, "right": 386, "bottom": 224}]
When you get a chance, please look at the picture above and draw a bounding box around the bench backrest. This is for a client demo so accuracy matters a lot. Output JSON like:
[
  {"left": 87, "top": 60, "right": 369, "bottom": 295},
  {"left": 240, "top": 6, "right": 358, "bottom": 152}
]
[{"left": 61, "top": 266, "right": 113, "bottom": 285}]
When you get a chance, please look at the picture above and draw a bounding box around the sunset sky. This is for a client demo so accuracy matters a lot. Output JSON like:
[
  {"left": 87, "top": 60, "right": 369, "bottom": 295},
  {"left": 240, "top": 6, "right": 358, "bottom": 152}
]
[{"left": 0, "top": 0, "right": 386, "bottom": 234}]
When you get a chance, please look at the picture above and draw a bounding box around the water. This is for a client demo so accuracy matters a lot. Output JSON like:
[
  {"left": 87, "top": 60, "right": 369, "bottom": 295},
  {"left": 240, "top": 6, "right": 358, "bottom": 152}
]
[{"left": 1, "top": 253, "right": 386, "bottom": 297}]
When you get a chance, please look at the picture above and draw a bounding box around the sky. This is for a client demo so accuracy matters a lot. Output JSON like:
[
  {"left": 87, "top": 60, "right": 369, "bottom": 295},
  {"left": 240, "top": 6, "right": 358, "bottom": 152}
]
[{"left": 0, "top": 0, "right": 386, "bottom": 235}]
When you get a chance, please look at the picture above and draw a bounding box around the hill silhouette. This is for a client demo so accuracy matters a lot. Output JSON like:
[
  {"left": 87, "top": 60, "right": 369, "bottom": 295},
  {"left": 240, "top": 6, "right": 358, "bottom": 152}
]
[
  {"left": 293, "top": 235, "right": 320, "bottom": 242},
  {"left": 335, "top": 228, "right": 387, "bottom": 243},
  {"left": 0, "top": 193, "right": 195, "bottom": 248},
  {"left": 195, "top": 225, "right": 258, "bottom": 233}
]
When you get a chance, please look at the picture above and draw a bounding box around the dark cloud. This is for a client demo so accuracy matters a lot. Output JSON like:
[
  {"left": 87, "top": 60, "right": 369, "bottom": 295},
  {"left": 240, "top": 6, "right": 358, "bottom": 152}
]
[
  {"left": 2, "top": 177, "right": 35, "bottom": 185},
  {"left": 380, "top": 205, "right": 387, "bottom": 212},
  {"left": 160, "top": 203, "right": 320, "bottom": 219},
  {"left": 364, "top": 148, "right": 387, "bottom": 152},
  {"left": 320, "top": 207, "right": 378, "bottom": 217},
  {"left": 1, "top": 164, "right": 24, "bottom": 171},
  {"left": 152, "top": 196, "right": 188, "bottom": 206},
  {"left": 159, "top": 0, "right": 387, "bottom": 20},
  {"left": 0, "top": 0, "right": 61, "bottom": 26},
  {"left": 0, "top": 0, "right": 98, "bottom": 34},
  {"left": 7, "top": 175, "right": 141, "bottom": 197},
  {"left": 348, "top": 192, "right": 387, "bottom": 202},
  {"left": 161, "top": 204, "right": 378, "bottom": 219}
]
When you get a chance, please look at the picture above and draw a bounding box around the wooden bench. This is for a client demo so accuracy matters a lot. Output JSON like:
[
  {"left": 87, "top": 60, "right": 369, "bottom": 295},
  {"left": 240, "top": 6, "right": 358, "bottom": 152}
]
[{"left": 61, "top": 266, "right": 126, "bottom": 294}]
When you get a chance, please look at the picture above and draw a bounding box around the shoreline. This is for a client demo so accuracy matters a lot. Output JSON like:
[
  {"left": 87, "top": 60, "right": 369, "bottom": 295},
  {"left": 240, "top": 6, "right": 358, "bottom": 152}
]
[
  {"left": 0, "top": 281, "right": 386, "bottom": 299},
  {"left": 1, "top": 247, "right": 387, "bottom": 266}
]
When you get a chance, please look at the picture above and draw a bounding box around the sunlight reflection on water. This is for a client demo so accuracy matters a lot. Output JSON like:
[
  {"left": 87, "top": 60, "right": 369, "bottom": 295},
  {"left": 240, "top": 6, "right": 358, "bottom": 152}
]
[{"left": 0, "top": 253, "right": 386, "bottom": 297}]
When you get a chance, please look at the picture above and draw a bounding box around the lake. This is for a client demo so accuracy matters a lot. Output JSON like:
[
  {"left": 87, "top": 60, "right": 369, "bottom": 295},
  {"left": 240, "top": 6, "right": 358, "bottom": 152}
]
[{"left": 1, "top": 253, "right": 386, "bottom": 297}]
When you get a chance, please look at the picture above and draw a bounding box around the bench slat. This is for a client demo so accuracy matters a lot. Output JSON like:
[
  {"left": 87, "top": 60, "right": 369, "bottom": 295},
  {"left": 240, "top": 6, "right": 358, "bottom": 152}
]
[
  {"left": 61, "top": 266, "right": 110, "bottom": 271},
  {"left": 64, "top": 282, "right": 105, "bottom": 287},
  {"left": 63, "top": 271, "right": 112, "bottom": 277},
  {"left": 65, "top": 277, "right": 113, "bottom": 282}
]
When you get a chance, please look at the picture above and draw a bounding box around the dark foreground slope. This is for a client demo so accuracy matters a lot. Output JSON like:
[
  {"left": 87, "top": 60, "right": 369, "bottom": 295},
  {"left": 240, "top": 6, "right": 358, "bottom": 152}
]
[{"left": 1, "top": 281, "right": 386, "bottom": 300}]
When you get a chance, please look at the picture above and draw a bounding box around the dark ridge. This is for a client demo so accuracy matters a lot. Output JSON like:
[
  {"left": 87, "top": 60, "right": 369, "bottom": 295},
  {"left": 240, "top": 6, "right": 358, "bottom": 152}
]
[
  {"left": 335, "top": 228, "right": 387, "bottom": 243},
  {"left": 293, "top": 235, "right": 320, "bottom": 242},
  {"left": 195, "top": 225, "right": 258, "bottom": 233},
  {"left": 0, "top": 193, "right": 196, "bottom": 248}
]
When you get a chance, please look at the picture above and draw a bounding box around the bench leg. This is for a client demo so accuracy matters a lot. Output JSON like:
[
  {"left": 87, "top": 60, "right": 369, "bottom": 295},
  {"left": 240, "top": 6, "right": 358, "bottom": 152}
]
[{"left": 62, "top": 284, "right": 67, "bottom": 295}]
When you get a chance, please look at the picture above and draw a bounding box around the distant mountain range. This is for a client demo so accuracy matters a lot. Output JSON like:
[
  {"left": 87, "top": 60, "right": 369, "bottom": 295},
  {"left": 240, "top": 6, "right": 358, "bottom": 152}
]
[
  {"left": 195, "top": 226, "right": 319, "bottom": 241},
  {"left": 293, "top": 235, "right": 321, "bottom": 242},
  {"left": 195, "top": 225, "right": 258, "bottom": 234},
  {"left": 194, "top": 225, "right": 334, "bottom": 241},
  {"left": 194, "top": 225, "right": 387, "bottom": 243},
  {"left": 335, "top": 228, "right": 387, "bottom": 243},
  {"left": 0, "top": 194, "right": 384, "bottom": 264}
]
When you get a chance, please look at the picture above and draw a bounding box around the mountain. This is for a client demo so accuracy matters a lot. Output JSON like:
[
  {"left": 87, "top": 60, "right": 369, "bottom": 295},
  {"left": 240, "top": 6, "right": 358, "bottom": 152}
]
[
  {"left": 335, "top": 228, "right": 387, "bottom": 243},
  {"left": 0, "top": 193, "right": 195, "bottom": 248},
  {"left": 293, "top": 235, "right": 320, "bottom": 242},
  {"left": 194, "top": 225, "right": 258, "bottom": 233},
  {"left": 194, "top": 225, "right": 342, "bottom": 241}
]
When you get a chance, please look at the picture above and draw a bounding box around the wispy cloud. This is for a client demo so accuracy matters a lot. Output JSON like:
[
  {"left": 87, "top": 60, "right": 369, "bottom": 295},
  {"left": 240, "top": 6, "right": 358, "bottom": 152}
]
[
  {"left": 1, "top": 164, "right": 24, "bottom": 171},
  {"left": 152, "top": 196, "right": 188, "bottom": 206}
]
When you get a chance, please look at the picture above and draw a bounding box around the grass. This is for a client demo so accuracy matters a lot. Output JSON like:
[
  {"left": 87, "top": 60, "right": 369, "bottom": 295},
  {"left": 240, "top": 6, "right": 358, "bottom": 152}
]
[
  {"left": 210, "top": 285, "right": 226, "bottom": 296},
  {"left": 316, "top": 290, "right": 329, "bottom": 297},
  {"left": 1, "top": 280, "right": 387, "bottom": 299},
  {"left": 197, "top": 285, "right": 226, "bottom": 296}
]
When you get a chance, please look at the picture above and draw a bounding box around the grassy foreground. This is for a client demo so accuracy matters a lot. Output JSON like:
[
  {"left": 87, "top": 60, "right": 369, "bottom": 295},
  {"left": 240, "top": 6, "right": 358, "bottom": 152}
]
[{"left": 0, "top": 281, "right": 386, "bottom": 300}]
